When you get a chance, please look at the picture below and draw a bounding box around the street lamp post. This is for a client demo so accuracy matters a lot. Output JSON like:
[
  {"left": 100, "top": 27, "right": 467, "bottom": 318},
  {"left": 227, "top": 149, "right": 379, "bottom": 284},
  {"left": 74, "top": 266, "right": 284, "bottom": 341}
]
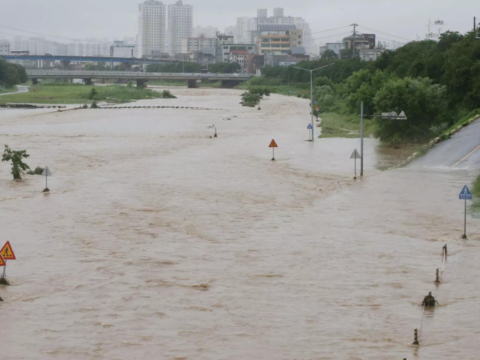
[
  {"left": 293, "top": 63, "right": 335, "bottom": 142},
  {"left": 359, "top": 101, "right": 407, "bottom": 176}
]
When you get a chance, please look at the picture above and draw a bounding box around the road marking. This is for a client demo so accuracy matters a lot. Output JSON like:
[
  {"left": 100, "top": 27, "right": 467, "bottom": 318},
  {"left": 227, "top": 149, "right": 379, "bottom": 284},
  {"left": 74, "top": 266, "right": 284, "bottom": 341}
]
[{"left": 451, "top": 144, "right": 480, "bottom": 168}]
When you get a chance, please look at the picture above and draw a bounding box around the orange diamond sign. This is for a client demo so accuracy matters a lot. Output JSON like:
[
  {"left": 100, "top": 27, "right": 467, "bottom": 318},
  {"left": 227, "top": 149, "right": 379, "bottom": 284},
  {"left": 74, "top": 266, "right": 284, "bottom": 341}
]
[
  {"left": 0, "top": 254, "right": 5, "bottom": 267},
  {"left": 1, "top": 241, "right": 16, "bottom": 260},
  {"left": 269, "top": 139, "right": 278, "bottom": 148}
]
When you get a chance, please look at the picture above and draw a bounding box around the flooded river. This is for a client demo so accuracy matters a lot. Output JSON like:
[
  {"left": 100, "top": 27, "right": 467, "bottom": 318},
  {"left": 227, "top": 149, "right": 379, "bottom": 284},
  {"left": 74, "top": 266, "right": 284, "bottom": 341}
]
[{"left": 0, "top": 88, "right": 479, "bottom": 359}]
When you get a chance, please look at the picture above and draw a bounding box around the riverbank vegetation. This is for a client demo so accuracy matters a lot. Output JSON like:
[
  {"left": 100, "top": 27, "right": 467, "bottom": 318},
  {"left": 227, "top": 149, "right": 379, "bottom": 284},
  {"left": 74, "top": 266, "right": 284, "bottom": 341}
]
[
  {"left": 242, "top": 30, "right": 480, "bottom": 145},
  {"left": 0, "top": 58, "right": 27, "bottom": 89},
  {"left": 0, "top": 83, "right": 162, "bottom": 104},
  {"left": 472, "top": 174, "right": 480, "bottom": 214}
]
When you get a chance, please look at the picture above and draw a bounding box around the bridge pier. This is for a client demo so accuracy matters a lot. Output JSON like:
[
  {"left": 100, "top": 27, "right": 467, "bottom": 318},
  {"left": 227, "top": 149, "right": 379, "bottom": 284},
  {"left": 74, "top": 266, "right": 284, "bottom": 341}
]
[
  {"left": 32, "top": 79, "right": 39, "bottom": 85},
  {"left": 136, "top": 79, "right": 147, "bottom": 88},
  {"left": 61, "top": 60, "right": 71, "bottom": 70},
  {"left": 220, "top": 80, "right": 241, "bottom": 88},
  {"left": 187, "top": 79, "right": 200, "bottom": 88},
  {"left": 84, "top": 79, "right": 93, "bottom": 86}
]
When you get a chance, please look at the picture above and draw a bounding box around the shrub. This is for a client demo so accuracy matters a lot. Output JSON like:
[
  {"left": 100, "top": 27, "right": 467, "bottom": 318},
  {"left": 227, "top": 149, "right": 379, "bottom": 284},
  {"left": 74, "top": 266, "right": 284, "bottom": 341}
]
[
  {"left": 88, "top": 88, "right": 98, "bottom": 100},
  {"left": 27, "top": 166, "right": 44, "bottom": 175},
  {"left": 161, "top": 90, "right": 176, "bottom": 98},
  {"left": 2, "top": 145, "right": 30, "bottom": 180}
]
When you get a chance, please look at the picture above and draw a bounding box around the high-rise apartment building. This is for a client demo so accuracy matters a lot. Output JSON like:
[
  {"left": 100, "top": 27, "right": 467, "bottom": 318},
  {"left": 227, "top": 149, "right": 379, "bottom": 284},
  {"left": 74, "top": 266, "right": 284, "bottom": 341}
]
[
  {"left": 138, "top": 0, "right": 167, "bottom": 58},
  {"left": 167, "top": 0, "right": 193, "bottom": 55}
]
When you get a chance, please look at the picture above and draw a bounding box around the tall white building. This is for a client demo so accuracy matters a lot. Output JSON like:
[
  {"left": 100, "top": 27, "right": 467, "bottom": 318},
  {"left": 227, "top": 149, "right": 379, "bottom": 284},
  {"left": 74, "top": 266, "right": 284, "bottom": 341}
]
[
  {"left": 235, "top": 17, "right": 256, "bottom": 43},
  {"left": 167, "top": 0, "right": 192, "bottom": 55},
  {"left": 138, "top": 0, "right": 167, "bottom": 58}
]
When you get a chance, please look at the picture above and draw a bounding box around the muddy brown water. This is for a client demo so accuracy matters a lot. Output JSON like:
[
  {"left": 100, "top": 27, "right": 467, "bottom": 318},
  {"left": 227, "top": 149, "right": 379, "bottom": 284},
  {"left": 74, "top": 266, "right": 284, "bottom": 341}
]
[{"left": 0, "top": 89, "right": 478, "bottom": 360}]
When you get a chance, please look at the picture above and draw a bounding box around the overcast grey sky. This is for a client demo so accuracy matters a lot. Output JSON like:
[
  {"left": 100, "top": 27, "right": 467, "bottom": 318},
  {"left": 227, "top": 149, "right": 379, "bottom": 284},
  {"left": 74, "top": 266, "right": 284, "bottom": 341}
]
[{"left": 0, "top": 0, "right": 476, "bottom": 44}]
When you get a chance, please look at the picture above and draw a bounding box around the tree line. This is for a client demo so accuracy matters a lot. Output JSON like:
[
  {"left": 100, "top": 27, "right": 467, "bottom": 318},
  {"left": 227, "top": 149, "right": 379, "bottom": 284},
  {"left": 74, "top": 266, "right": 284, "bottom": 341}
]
[
  {"left": 0, "top": 58, "right": 27, "bottom": 88},
  {"left": 259, "top": 30, "right": 480, "bottom": 144}
]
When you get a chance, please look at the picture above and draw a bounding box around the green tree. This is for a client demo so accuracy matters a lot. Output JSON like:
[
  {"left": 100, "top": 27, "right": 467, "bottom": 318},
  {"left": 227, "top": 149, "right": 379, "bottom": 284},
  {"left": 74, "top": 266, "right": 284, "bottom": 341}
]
[
  {"left": 2, "top": 145, "right": 30, "bottom": 180},
  {"left": 322, "top": 49, "right": 338, "bottom": 60},
  {"left": 373, "top": 77, "right": 448, "bottom": 143}
]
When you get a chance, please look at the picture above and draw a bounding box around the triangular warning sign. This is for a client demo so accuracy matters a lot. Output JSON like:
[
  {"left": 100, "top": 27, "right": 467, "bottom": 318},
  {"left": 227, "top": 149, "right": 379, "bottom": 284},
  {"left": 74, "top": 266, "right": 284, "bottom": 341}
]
[
  {"left": 350, "top": 149, "right": 361, "bottom": 159},
  {"left": 1, "top": 241, "right": 16, "bottom": 260},
  {"left": 269, "top": 139, "right": 278, "bottom": 148},
  {"left": 0, "top": 254, "right": 5, "bottom": 267}
]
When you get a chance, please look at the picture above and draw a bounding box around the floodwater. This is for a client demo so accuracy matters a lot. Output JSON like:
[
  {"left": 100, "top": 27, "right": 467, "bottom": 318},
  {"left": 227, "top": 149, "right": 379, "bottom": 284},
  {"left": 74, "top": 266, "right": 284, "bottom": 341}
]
[{"left": 0, "top": 88, "right": 479, "bottom": 360}]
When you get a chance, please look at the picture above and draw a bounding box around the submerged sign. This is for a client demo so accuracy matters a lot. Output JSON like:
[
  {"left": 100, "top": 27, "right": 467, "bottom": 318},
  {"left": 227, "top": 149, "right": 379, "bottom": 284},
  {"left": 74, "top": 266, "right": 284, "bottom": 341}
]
[{"left": 459, "top": 185, "right": 473, "bottom": 200}]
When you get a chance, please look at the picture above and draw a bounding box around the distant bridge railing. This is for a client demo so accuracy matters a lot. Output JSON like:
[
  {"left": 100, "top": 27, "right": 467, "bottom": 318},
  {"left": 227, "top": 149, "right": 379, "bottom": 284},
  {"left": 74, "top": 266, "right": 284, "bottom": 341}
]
[{"left": 26, "top": 69, "right": 253, "bottom": 82}]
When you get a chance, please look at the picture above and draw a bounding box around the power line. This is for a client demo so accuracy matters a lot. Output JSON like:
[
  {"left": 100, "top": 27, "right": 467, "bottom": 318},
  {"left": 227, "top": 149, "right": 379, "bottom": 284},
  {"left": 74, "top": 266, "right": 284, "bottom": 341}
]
[
  {"left": 310, "top": 25, "right": 351, "bottom": 35},
  {"left": 357, "top": 25, "right": 413, "bottom": 42},
  {"left": 0, "top": 25, "right": 76, "bottom": 42},
  {"left": 311, "top": 31, "right": 352, "bottom": 42}
]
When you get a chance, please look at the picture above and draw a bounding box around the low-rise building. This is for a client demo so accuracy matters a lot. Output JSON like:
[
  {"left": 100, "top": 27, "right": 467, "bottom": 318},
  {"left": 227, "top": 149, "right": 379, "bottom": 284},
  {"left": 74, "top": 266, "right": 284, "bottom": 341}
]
[
  {"left": 110, "top": 41, "right": 136, "bottom": 58},
  {"left": 359, "top": 48, "right": 384, "bottom": 61},
  {"left": 256, "top": 24, "right": 304, "bottom": 55},
  {"left": 229, "top": 49, "right": 249, "bottom": 71},
  {"left": 320, "top": 43, "right": 344, "bottom": 58},
  {"left": 182, "top": 36, "right": 217, "bottom": 54},
  {"left": 0, "top": 40, "right": 10, "bottom": 55},
  {"left": 216, "top": 33, "right": 255, "bottom": 63}
]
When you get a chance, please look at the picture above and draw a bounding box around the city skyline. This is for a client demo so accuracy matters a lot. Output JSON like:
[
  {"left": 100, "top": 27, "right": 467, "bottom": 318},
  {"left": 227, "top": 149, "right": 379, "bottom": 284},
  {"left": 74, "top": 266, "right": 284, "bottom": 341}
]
[{"left": 0, "top": 0, "right": 476, "bottom": 47}]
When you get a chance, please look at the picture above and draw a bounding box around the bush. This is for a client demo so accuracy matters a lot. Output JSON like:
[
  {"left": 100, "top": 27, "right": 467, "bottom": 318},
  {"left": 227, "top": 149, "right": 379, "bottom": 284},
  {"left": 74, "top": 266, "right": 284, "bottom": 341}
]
[
  {"left": 27, "top": 166, "right": 44, "bottom": 175},
  {"left": 241, "top": 91, "right": 262, "bottom": 107},
  {"left": 373, "top": 77, "right": 448, "bottom": 144},
  {"left": 91, "top": 101, "right": 98, "bottom": 109},
  {"left": 2, "top": 145, "right": 30, "bottom": 180},
  {"left": 160, "top": 90, "right": 176, "bottom": 99},
  {"left": 88, "top": 88, "right": 98, "bottom": 100}
]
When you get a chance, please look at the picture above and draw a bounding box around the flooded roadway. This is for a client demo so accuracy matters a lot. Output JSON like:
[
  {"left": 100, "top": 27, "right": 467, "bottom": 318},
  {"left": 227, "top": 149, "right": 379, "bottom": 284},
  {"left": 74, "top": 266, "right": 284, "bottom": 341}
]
[{"left": 0, "top": 88, "right": 479, "bottom": 360}]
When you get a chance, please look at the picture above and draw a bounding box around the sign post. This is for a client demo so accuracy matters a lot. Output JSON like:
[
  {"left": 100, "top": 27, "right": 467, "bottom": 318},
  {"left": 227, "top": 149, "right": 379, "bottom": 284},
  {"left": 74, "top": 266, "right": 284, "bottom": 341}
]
[
  {"left": 0, "top": 241, "right": 16, "bottom": 281},
  {"left": 42, "top": 166, "right": 52, "bottom": 193},
  {"left": 350, "top": 149, "right": 361, "bottom": 180},
  {"left": 269, "top": 139, "right": 278, "bottom": 161},
  {"left": 459, "top": 185, "right": 473, "bottom": 239},
  {"left": 307, "top": 123, "right": 313, "bottom": 141},
  {"left": 0, "top": 255, "right": 5, "bottom": 279}
]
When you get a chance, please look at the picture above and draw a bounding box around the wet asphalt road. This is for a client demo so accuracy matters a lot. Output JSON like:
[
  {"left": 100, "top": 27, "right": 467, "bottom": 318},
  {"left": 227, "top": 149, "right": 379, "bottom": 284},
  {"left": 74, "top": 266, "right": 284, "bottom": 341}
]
[{"left": 411, "top": 119, "right": 480, "bottom": 170}]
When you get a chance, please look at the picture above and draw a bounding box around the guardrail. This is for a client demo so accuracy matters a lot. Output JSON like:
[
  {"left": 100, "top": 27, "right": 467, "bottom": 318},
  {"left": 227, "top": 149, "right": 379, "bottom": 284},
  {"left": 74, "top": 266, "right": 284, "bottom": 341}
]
[{"left": 26, "top": 70, "right": 252, "bottom": 80}]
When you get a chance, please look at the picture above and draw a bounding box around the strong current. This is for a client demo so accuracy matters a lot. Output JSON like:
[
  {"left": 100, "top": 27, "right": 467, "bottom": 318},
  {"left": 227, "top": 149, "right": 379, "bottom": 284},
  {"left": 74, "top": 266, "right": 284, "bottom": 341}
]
[{"left": 0, "top": 88, "right": 479, "bottom": 359}]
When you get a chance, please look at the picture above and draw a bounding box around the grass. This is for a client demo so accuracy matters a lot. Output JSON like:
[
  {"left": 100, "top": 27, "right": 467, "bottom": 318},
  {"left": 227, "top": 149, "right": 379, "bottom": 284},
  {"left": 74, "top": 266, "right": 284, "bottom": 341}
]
[
  {"left": 471, "top": 174, "right": 480, "bottom": 215},
  {"left": 319, "top": 112, "right": 375, "bottom": 139},
  {"left": 0, "top": 84, "right": 163, "bottom": 104},
  {"left": 0, "top": 86, "right": 17, "bottom": 94}
]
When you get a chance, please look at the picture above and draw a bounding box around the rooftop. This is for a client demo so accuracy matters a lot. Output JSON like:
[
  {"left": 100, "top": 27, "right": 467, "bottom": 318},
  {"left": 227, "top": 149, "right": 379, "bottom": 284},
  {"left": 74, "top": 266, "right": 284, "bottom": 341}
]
[{"left": 258, "top": 24, "right": 296, "bottom": 32}]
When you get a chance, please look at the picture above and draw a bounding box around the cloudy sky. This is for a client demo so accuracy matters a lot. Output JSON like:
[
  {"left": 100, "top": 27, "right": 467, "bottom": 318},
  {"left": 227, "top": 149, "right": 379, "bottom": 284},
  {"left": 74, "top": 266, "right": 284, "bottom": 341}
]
[{"left": 0, "top": 0, "right": 476, "bottom": 45}]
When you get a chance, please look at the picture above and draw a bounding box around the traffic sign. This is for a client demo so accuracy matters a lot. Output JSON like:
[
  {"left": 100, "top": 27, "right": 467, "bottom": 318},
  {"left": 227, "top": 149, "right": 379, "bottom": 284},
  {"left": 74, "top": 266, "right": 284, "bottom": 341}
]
[
  {"left": 307, "top": 124, "right": 313, "bottom": 130},
  {"left": 459, "top": 185, "right": 472, "bottom": 200},
  {"left": 269, "top": 139, "right": 278, "bottom": 148},
  {"left": 0, "top": 255, "right": 5, "bottom": 267},
  {"left": 42, "top": 167, "right": 52, "bottom": 177},
  {"left": 350, "top": 149, "right": 361, "bottom": 159},
  {"left": 0, "top": 241, "right": 16, "bottom": 260}
]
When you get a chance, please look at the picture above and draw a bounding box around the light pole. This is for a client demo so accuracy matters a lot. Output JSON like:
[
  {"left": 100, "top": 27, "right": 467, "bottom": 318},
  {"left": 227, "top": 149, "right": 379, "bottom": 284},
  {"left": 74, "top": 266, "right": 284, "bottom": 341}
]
[
  {"left": 293, "top": 63, "right": 335, "bottom": 142},
  {"left": 359, "top": 101, "right": 407, "bottom": 176}
]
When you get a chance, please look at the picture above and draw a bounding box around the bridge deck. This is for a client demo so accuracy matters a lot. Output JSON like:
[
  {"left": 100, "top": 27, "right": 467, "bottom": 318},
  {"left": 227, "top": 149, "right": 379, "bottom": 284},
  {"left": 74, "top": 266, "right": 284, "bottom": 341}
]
[{"left": 26, "top": 70, "right": 252, "bottom": 81}]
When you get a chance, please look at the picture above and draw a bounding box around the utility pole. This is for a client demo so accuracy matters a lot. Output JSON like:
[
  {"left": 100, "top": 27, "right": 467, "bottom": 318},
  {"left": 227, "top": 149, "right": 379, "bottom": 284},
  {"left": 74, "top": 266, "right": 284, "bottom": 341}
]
[
  {"left": 350, "top": 23, "right": 359, "bottom": 59},
  {"left": 294, "top": 63, "right": 335, "bottom": 142}
]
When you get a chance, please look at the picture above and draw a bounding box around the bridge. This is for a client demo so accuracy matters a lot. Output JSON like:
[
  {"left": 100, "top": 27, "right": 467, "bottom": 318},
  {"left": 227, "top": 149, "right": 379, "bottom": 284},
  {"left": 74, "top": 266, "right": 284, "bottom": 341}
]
[
  {"left": 2, "top": 54, "right": 178, "bottom": 66},
  {"left": 26, "top": 69, "right": 253, "bottom": 88}
]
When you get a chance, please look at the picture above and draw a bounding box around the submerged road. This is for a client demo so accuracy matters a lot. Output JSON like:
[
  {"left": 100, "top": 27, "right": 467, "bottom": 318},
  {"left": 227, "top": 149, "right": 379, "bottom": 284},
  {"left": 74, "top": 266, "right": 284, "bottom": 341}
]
[
  {"left": 0, "top": 85, "right": 29, "bottom": 97},
  {"left": 411, "top": 119, "right": 480, "bottom": 169}
]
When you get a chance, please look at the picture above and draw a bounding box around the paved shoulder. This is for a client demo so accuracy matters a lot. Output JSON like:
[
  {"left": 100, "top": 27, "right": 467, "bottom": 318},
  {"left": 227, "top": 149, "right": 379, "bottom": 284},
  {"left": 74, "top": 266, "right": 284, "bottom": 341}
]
[{"left": 411, "top": 119, "right": 480, "bottom": 169}]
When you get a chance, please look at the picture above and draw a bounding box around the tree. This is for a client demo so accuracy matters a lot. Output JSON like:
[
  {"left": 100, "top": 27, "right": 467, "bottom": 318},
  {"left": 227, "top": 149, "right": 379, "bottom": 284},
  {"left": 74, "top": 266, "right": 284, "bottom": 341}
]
[
  {"left": 2, "top": 145, "right": 30, "bottom": 180},
  {"left": 373, "top": 77, "right": 448, "bottom": 144},
  {"left": 322, "top": 49, "right": 338, "bottom": 60}
]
